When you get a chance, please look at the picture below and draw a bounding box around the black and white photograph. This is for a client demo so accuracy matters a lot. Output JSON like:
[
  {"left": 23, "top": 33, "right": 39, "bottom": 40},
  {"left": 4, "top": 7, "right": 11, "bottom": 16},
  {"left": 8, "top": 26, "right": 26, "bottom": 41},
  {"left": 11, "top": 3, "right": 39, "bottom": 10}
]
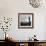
[{"left": 18, "top": 13, "right": 34, "bottom": 28}]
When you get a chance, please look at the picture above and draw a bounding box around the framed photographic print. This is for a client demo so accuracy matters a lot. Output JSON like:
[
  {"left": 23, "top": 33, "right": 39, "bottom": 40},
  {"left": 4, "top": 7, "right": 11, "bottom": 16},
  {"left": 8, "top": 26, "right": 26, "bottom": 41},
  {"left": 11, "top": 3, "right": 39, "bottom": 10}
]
[{"left": 18, "top": 13, "right": 34, "bottom": 29}]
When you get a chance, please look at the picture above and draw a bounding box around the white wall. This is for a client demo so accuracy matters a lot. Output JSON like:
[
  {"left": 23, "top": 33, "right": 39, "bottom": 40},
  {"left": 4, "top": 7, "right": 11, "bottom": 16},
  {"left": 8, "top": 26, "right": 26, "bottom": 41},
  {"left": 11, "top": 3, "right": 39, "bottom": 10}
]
[{"left": 0, "top": 0, "right": 46, "bottom": 40}]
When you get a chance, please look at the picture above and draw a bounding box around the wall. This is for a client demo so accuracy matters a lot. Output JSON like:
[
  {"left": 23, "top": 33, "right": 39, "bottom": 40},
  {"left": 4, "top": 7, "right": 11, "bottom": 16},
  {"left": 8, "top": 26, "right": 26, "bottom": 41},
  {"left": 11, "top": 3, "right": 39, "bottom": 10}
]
[{"left": 0, "top": 0, "right": 46, "bottom": 40}]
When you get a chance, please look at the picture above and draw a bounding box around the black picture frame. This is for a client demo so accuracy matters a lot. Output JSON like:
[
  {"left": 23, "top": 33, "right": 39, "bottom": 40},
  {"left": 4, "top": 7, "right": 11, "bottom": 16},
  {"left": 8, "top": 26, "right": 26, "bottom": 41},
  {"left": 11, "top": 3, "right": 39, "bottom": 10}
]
[{"left": 18, "top": 13, "right": 34, "bottom": 29}]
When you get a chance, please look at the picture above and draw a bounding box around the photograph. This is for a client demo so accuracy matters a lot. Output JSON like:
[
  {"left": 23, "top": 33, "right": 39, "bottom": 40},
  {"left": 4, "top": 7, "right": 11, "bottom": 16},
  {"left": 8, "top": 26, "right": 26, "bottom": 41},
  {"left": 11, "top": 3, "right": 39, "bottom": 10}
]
[{"left": 18, "top": 13, "right": 34, "bottom": 28}]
